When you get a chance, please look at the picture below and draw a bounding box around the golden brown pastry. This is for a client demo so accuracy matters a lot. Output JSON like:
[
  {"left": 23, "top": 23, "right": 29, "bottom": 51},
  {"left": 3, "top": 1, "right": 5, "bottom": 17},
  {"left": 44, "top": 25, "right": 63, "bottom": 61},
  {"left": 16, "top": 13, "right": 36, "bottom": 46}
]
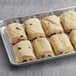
[
  {"left": 32, "top": 38, "right": 53, "bottom": 59},
  {"left": 13, "top": 40, "right": 36, "bottom": 63},
  {"left": 6, "top": 23, "right": 27, "bottom": 45},
  {"left": 24, "top": 18, "right": 45, "bottom": 40},
  {"left": 60, "top": 11, "right": 76, "bottom": 33},
  {"left": 50, "top": 33, "right": 74, "bottom": 55},
  {"left": 69, "top": 30, "right": 76, "bottom": 50},
  {"left": 41, "top": 15, "right": 64, "bottom": 36}
]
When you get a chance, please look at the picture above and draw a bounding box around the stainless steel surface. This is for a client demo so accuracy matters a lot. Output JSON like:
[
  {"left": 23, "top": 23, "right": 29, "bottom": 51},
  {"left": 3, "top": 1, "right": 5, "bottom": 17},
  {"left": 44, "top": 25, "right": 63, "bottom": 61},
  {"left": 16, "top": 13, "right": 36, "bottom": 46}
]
[{"left": 0, "top": 6, "right": 76, "bottom": 66}]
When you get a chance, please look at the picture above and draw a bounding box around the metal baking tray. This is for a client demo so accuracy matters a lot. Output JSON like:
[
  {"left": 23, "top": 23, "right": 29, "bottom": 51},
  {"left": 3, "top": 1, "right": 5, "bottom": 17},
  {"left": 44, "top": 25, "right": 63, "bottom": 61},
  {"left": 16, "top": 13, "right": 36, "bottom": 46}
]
[{"left": 0, "top": 6, "right": 76, "bottom": 66}]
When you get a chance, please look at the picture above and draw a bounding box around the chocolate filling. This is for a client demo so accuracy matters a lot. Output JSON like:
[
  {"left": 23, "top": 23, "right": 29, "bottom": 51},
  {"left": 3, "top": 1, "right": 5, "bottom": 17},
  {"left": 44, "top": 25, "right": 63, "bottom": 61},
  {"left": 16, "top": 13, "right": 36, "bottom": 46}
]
[
  {"left": 33, "top": 37, "right": 37, "bottom": 40},
  {"left": 48, "top": 55, "right": 51, "bottom": 57},
  {"left": 59, "top": 51, "right": 63, "bottom": 54},
  {"left": 16, "top": 27, "right": 21, "bottom": 30},
  {"left": 42, "top": 55, "right": 45, "bottom": 58},
  {"left": 20, "top": 35, "right": 23, "bottom": 37},
  {"left": 22, "top": 60, "right": 27, "bottom": 62},
  {"left": 18, "top": 47, "right": 21, "bottom": 50},
  {"left": 48, "top": 23, "right": 50, "bottom": 24},
  {"left": 39, "top": 36, "right": 44, "bottom": 38},
  {"left": 30, "top": 23, "right": 32, "bottom": 25},
  {"left": 51, "top": 33, "right": 56, "bottom": 36}
]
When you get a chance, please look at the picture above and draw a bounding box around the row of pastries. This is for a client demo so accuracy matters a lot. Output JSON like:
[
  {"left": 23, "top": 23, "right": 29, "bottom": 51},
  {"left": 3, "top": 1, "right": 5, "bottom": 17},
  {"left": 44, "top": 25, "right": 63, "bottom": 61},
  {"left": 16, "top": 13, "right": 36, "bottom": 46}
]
[{"left": 5, "top": 10, "right": 76, "bottom": 63}]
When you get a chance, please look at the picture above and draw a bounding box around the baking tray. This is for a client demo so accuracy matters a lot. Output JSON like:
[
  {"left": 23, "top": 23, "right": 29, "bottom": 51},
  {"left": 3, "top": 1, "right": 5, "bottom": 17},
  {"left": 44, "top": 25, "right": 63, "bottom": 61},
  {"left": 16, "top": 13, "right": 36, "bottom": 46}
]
[{"left": 0, "top": 6, "right": 76, "bottom": 66}]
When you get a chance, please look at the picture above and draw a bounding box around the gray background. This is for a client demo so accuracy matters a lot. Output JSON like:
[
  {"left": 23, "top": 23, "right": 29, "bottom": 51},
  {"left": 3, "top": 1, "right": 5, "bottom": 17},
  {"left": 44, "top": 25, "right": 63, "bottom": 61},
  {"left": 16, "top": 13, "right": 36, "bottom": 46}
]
[{"left": 0, "top": 0, "right": 76, "bottom": 76}]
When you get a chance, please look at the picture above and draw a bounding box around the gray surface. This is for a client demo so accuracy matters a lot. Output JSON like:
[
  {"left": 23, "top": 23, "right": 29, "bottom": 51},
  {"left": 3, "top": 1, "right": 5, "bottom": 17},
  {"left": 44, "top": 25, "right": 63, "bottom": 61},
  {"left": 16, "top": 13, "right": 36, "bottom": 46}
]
[{"left": 0, "top": 0, "right": 76, "bottom": 76}]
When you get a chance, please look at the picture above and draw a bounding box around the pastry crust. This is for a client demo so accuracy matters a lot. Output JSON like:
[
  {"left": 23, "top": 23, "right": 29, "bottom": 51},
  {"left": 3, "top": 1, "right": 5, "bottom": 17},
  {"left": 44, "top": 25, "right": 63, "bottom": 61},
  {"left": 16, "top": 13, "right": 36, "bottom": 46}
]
[
  {"left": 32, "top": 38, "right": 53, "bottom": 59},
  {"left": 41, "top": 15, "right": 64, "bottom": 36},
  {"left": 13, "top": 40, "right": 36, "bottom": 63},
  {"left": 60, "top": 11, "right": 76, "bottom": 33},
  {"left": 24, "top": 18, "right": 45, "bottom": 40},
  {"left": 69, "top": 30, "right": 76, "bottom": 50},
  {"left": 6, "top": 23, "right": 27, "bottom": 44},
  {"left": 50, "top": 33, "right": 74, "bottom": 55}
]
